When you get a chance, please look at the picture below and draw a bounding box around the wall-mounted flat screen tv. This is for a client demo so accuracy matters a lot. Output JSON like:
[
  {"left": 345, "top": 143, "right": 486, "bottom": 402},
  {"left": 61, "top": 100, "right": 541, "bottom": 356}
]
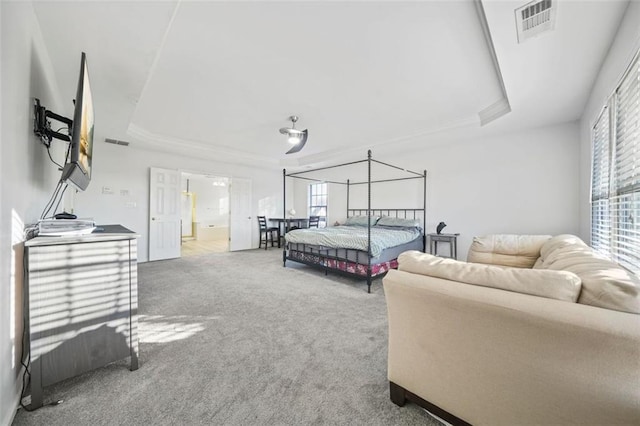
[{"left": 61, "top": 52, "right": 94, "bottom": 191}]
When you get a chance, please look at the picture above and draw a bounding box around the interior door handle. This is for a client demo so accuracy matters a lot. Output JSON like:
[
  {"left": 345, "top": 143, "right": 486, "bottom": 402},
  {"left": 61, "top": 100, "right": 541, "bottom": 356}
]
[{"left": 151, "top": 217, "right": 156, "bottom": 221}]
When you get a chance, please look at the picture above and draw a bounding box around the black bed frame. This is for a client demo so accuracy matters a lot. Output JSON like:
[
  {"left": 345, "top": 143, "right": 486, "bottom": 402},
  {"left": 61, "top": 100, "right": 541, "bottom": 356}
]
[{"left": 282, "top": 150, "right": 427, "bottom": 292}]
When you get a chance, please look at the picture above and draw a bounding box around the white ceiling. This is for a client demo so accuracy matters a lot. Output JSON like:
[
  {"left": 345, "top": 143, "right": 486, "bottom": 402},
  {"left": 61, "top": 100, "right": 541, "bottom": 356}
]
[
  {"left": 481, "top": 0, "right": 629, "bottom": 133},
  {"left": 32, "top": 0, "right": 628, "bottom": 169}
]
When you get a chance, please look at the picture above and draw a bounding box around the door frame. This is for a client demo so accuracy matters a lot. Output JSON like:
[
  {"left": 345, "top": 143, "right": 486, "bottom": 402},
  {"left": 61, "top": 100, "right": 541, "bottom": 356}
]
[
  {"left": 180, "top": 191, "right": 196, "bottom": 238},
  {"left": 179, "top": 169, "right": 232, "bottom": 253}
]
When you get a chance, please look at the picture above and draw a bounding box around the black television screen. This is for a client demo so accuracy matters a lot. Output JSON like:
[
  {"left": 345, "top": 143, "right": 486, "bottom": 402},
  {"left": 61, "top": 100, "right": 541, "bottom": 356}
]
[{"left": 61, "top": 52, "right": 94, "bottom": 191}]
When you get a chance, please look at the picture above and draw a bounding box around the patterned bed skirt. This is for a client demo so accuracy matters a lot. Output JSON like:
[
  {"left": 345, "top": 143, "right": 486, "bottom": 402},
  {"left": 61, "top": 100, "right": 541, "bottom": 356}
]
[{"left": 288, "top": 250, "right": 398, "bottom": 277}]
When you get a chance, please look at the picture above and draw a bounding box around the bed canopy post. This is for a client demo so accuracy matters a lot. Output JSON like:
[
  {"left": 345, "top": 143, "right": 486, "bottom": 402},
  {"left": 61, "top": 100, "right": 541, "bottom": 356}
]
[
  {"left": 346, "top": 179, "right": 350, "bottom": 218},
  {"left": 423, "top": 169, "right": 427, "bottom": 252},
  {"left": 367, "top": 150, "right": 372, "bottom": 293},
  {"left": 282, "top": 168, "right": 287, "bottom": 267}
]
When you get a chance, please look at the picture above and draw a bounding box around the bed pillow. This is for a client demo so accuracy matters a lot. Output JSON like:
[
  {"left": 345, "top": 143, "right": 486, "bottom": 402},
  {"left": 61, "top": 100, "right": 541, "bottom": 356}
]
[
  {"left": 376, "top": 216, "right": 421, "bottom": 229},
  {"left": 345, "top": 215, "right": 379, "bottom": 226},
  {"left": 375, "top": 225, "right": 421, "bottom": 232}
]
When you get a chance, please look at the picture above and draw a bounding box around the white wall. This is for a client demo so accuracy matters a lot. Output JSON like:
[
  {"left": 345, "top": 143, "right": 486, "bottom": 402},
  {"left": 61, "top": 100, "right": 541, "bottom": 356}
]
[
  {"left": 0, "top": 2, "right": 67, "bottom": 424},
  {"left": 388, "top": 121, "right": 581, "bottom": 259},
  {"left": 72, "top": 143, "right": 283, "bottom": 262},
  {"left": 292, "top": 122, "right": 580, "bottom": 260},
  {"left": 290, "top": 163, "right": 423, "bottom": 227},
  {"left": 579, "top": 1, "right": 640, "bottom": 241},
  {"left": 183, "top": 176, "right": 229, "bottom": 227}
]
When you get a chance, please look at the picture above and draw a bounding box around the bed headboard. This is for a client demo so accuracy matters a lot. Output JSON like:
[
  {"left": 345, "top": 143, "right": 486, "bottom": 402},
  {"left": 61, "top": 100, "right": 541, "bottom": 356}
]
[{"left": 347, "top": 208, "right": 424, "bottom": 220}]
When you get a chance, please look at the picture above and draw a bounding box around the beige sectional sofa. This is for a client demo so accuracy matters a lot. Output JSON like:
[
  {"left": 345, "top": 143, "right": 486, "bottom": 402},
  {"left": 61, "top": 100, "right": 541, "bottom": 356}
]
[{"left": 383, "top": 234, "right": 640, "bottom": 426}]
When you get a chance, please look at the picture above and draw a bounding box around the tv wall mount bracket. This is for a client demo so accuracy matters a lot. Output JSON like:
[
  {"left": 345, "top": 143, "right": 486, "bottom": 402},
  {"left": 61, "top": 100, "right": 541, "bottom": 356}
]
[{"left": 33, "top": 98, "right": 73, "bottom": 147}]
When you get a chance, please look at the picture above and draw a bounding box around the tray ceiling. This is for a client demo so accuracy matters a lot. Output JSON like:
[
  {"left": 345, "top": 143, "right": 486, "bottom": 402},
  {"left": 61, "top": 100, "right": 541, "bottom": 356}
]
[{"left": 31, "top": 0, "right": 628, "bottom": 168}]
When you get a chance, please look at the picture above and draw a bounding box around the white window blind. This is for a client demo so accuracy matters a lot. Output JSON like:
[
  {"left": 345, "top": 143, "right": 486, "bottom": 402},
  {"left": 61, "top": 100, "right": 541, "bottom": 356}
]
[
  {"left": 591, "top": 50, "right": 639, "bottom": 273},
  {"left": 591, "top": 108, "right": 611, "bottom": 256},
  {"left": 612, "top": 55, "right": 640, "bottom": 272}
]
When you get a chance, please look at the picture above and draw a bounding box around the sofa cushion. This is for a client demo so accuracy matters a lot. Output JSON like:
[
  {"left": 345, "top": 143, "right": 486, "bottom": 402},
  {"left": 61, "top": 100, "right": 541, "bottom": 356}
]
[
  {"left": 532, "top": 257, "right": 544, "bottom": 269},
  {"left": 539, "top": 234, "right": 588, "bottom": 260},
  {"left": 467, "top": 234, "right": 552, "bottom": 268},
  {"left": 398, "top": 251, "right": 581, "bottom": 302},
  {"left": 538, "top": 237, "right": 640, "bottom": 314}
]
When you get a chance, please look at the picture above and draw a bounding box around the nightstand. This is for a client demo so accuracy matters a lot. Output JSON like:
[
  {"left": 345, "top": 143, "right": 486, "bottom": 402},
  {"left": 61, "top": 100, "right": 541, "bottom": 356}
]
[{"left": 427, "top": 233, "right": 460, "bottom": 259}]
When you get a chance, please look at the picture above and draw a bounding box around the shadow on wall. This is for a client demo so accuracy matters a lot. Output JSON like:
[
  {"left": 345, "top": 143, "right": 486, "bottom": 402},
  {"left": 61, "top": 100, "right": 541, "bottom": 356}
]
[{"left": 29, "top": 39, "right": 65, "bottom": 190}]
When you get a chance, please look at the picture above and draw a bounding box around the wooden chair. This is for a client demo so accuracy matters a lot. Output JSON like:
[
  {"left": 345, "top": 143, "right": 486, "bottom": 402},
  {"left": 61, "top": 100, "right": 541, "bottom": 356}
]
[
  {"left": 308, "top": 216, "right": 320, "bottom": 228},
  {"left": 258, "top": 216, "right": 280, "bottom": 249}
]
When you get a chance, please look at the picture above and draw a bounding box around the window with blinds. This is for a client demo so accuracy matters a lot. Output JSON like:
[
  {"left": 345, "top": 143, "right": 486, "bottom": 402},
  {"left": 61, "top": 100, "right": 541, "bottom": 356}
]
[
  {"left": 309, "top": 183, "right": 327, "bottom": 227},
  {"left": 591, "top": 108, "right": 611, "bottom": 256},
  {"left": 591, "top": 50, "right": 639, "bottom": 273}
]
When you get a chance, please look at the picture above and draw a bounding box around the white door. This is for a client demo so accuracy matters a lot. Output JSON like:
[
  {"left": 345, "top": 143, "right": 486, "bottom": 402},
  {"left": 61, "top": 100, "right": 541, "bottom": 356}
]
[
  {"left": 229, "top": 178, "right": 253, "bottom": 251},
  {"left": 149, "top": 167, "right": 181, "bottom": 261}
]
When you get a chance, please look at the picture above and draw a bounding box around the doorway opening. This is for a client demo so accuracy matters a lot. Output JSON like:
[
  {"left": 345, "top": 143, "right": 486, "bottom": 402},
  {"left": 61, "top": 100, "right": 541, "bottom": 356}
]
[{"left": 181, "top": 172, "right": 230, "bottom": 256}]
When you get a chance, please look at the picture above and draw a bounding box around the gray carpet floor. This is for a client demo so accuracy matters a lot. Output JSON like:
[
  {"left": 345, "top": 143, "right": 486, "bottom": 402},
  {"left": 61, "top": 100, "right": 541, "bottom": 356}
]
[{"left": 13, "top": 249, "right": 442, "bottom": 425}]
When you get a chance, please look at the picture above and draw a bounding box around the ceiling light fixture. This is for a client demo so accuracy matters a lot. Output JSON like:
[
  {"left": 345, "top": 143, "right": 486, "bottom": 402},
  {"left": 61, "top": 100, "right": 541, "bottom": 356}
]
[
  {"left": 279, "top": 115, "right": 308, "bottom": 154},
  {"left": 287, "top": 135, "right": 300, "bottom": 145}
]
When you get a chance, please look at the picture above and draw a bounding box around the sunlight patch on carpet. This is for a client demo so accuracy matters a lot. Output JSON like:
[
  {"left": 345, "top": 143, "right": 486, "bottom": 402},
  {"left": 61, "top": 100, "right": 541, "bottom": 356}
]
[{"left": 138, "top": 314, "right": 218, "bottom": 343}]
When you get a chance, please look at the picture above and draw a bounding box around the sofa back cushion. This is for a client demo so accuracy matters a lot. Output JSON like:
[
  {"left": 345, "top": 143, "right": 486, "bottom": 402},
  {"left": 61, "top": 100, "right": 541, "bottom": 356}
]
[
  {"left": 467, "top": 234, "right": 552, "bottom": 268},
  {"left": 399, "top": 251, "right": 581, "bottom": 302},
  {"left": 539, "top": 234, "right": 588, "bottom": 260},
  {"left": 538, "top": 235, "right": 640, "bottom": 314}
]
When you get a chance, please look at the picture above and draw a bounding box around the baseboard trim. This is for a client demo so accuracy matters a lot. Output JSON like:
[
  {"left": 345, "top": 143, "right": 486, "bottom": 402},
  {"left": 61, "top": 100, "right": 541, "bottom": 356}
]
[{"left": 389, "top": 382, "right": 472, "bottom": 426}]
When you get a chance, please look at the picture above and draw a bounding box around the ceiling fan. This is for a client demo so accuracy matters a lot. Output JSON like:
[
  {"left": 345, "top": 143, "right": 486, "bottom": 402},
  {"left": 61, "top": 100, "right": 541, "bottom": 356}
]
[{"left": 279, "top": 115, "right": 308, "bottom": 154}]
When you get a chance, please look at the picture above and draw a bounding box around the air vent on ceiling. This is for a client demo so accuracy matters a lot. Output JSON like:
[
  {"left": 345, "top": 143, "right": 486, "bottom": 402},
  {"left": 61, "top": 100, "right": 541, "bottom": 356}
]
[
  {"left": 515, "top": 0, "right": 556, "bottom": 44},
  {"left": 105, "top": 138, "right": 130, "bottom": 146}
]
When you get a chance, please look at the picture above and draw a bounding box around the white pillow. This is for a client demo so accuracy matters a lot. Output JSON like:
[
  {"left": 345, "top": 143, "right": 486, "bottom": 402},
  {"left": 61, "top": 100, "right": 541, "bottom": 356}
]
[
  {"left": 344, "top": 215, "right": 378, "bottom": 227},
  {"left": 376, "top": 216, "right": 421, "bottom": 228}
]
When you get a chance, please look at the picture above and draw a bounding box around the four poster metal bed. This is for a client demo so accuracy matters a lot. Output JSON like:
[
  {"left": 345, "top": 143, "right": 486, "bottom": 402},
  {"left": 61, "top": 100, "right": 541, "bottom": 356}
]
[{"left": 282, "top": 150, "right": 427, "bottom": 292}]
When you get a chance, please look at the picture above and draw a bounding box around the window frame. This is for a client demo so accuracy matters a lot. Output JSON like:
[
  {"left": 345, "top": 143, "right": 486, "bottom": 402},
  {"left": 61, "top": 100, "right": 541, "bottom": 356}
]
[{"left": 308, "top": 182, "right": 328, "bottom": 227}]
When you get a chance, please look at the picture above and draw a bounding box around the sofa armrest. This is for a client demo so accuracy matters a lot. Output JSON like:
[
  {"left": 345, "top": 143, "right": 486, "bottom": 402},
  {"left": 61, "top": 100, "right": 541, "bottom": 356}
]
[{"left": 383, "top": 269, "right": 640, "bottom": 426}]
